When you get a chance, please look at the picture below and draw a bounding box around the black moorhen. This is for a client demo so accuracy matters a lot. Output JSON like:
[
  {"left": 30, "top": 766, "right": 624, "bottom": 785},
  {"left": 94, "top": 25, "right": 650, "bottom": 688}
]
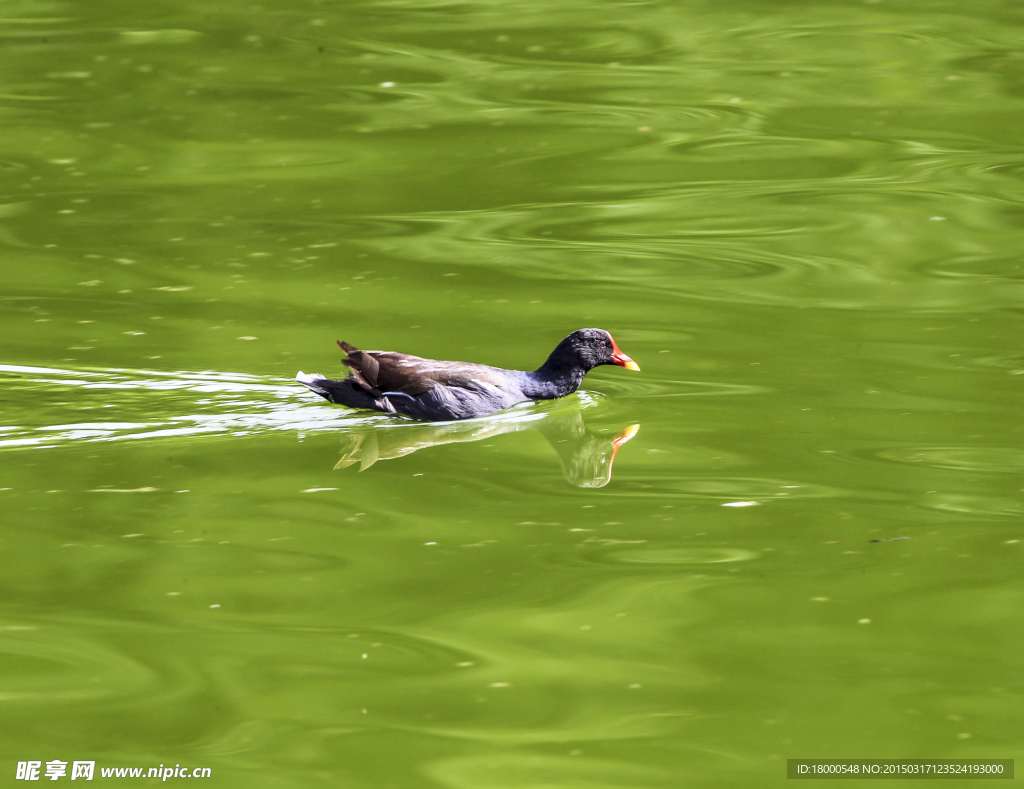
[{"left": 296, "top": 328, "right": 640, "bottom": 421}]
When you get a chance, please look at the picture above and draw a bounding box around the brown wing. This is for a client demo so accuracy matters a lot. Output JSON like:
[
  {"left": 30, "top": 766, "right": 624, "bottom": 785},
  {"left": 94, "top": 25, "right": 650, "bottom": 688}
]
[
  {"left": 372, "top": 352, "right": 440, "bottom": 395},
  {"left": 378, "top": 353, "right": 505, "bottom": 395},
  {"left": 337, "top": 341, "right": 497, "bottom": 396}
]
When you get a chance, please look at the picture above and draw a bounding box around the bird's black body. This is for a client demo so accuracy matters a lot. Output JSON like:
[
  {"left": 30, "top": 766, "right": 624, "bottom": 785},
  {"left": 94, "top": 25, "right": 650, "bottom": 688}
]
[{"left": 297, "top": 328, "right": 639, "bottom": 421}]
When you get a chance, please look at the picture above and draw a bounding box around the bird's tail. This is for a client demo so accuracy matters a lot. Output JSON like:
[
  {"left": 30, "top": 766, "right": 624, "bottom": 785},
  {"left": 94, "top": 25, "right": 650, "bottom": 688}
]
[{"left": 296, "top": 371, "right": 394, "bottom": 412}]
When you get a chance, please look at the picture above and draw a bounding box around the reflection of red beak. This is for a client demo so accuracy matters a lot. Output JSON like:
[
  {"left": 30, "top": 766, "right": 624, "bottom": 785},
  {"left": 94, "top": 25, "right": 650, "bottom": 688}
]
[
  {"left": 611, "top": 423, "right": 640, "bottom": 450},
  {"left": 607, "top": 423, "right": 639, "bottom": 477},
  {"left": 608, "top": 334, "right": 640, "bottom": 371}
]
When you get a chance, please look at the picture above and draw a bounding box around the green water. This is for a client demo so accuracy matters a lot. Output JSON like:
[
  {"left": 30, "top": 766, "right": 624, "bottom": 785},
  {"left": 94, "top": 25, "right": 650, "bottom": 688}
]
[{"left": 2, "top": 0, "right": 1023, "bottom": 785}]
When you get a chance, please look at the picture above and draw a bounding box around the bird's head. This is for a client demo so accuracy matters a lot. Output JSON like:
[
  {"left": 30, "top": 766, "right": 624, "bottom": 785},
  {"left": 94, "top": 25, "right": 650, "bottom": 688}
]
[{"left": 558, "top": 328, "right": 640, "bottom": 372}]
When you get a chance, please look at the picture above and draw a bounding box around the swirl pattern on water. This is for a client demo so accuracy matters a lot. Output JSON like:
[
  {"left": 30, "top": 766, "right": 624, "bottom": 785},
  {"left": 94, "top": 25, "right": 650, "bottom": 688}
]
[
  {"left": 349, "top": 190, "right": 1024, "bottom": 311},
  {"left": 0, "top": 620, "right": 160, "bottom": 704}
]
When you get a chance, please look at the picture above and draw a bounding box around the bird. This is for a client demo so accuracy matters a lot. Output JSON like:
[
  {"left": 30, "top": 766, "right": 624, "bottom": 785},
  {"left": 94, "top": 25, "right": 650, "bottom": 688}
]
[{"left": 296, "top": 328, "right": 640, "bottom": 421}]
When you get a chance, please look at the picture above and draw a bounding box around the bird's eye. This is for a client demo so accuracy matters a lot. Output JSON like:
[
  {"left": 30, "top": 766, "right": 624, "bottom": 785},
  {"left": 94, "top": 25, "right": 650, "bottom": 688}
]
[{"left": 601, "top": 340, "right": 608, "bottom": 348}]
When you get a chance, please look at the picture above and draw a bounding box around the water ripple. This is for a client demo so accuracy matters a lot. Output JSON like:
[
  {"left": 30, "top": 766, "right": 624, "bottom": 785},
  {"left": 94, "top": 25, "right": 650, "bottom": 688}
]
[
  {"left": 0, "top": 364, "right": 609, "bottom": 451},
  {"left": 594, "top": 547, "right": 758, "bottom": 566},
  {"left": 425, "top": 752, "right": 676, "bottom": 789},
  {"left": 0, "top": 621, "right": 156, "bottom": 704},
  {"left": 876, "top": 446, "right": 1024, "bottom": 474},
  {"left": 355, "top": 192, "right": 1024, "bottom": 311},
  {"left": 0, "top": 364, "right": 376, "bottom": 449}
]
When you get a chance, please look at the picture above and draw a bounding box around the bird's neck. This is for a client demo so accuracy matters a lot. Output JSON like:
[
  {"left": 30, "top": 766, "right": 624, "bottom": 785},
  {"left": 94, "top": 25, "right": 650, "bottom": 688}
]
[{"left": 518, "top": 359, "right": 587, "bottom": 399}]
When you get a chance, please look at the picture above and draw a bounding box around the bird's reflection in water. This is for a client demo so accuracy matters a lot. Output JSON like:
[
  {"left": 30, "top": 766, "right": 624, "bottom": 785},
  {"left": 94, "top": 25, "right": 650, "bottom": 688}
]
[{"left": 334, "top": 408, "right": 639, "bottom": 488}]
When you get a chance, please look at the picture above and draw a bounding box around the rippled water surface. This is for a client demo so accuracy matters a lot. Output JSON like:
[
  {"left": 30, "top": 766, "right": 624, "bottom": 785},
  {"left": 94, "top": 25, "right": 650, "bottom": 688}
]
[{"left": 2, "top": 0, "right": 1022, "bottom": 785}]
